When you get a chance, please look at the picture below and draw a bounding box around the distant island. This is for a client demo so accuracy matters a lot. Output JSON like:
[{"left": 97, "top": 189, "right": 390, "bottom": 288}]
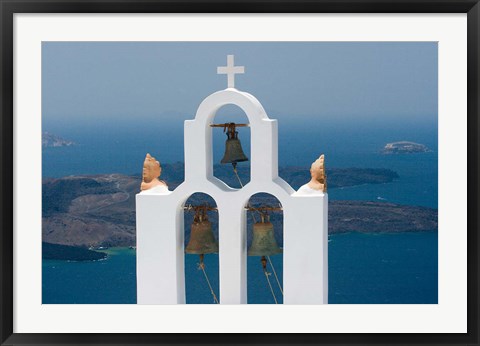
[
  {"left": 42, "top": 132, "right": 75, "bottom": 147},
  {"left": 43, "top": 242, "right": 106, "bottom": 261},
  {"left": 382, "top": 141, "right": 430, "bottom": 154},
  {"left": 329, "top": 200, "right": 437, "bottom": 233},
  {"left": 42, "top": 167, "right": 437, "bottom": 260}
]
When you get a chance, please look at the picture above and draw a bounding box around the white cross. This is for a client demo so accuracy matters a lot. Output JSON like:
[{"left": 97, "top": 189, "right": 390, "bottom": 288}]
[{"left": 217, "top": 55, "right": 245, "bottom": 89}]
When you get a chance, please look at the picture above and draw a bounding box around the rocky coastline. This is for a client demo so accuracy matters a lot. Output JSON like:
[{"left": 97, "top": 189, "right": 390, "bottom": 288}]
[{"left": 43, "top": 242, "right": 107, "bottom": 261}]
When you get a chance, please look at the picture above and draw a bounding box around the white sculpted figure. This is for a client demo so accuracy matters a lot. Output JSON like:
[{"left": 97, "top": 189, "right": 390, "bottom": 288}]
[
  {"left": 297, "top": 154, "right": 327, "bottom": 194},
  {"left": 140, "top": 153, "right": 169, "bottom": 193}
]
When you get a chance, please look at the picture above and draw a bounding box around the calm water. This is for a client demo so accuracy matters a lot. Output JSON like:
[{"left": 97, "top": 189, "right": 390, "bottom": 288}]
[
  {"left": 42, "top": 232, "right": 438, "bottom": 304},
  {"left": 42, "top": 122, "right": 438, "bottom": 304}
]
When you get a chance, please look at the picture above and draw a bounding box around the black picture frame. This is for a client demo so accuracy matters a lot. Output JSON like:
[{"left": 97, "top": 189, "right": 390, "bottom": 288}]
[{"left": 1, "top": 1, "right": 479, "bottom": 345}]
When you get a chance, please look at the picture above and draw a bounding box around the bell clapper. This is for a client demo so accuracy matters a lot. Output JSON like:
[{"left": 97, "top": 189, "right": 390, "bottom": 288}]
[
  {"left": 261, "top": 256, "right": 268, "bottom": 271},
  {"left": 260, "top": 255, "right": 272, "bottom": 277},
  {"left": 198, "top": 254, "right": 205, "bottom": 270}
]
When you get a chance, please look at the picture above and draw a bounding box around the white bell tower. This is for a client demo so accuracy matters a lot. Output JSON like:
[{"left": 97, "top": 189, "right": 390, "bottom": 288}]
[{"left": 136, "top": 55, "right": 328, "bottom": 304}]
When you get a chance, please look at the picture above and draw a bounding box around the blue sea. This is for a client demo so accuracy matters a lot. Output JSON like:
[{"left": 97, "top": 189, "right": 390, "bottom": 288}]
[{"left": 42, "top": 118, "right": 438, "bottom": 304}]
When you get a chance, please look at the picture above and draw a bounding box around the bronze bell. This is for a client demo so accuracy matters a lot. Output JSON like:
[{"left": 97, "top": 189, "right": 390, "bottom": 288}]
[
  {"left": 248, "top": 220, "right": 282, "bottom": 257},
  {"left": 185, "top": 214, "right": 219, "bottom": 255},
  {"left": 221, "top": 130, "right": 248, "bottom": 164}
]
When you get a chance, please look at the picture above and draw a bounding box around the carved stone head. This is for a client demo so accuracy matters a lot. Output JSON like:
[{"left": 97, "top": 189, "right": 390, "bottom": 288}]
[
  {"left": 310, "top": 154, "right": 325, "bottom": 181},
  {"left": 142, "top": 153, "right": 161, "bottom": 183}
]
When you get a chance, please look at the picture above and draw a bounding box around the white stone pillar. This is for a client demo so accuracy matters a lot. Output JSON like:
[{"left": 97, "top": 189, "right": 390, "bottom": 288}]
[
  {"left": 250, "top": 120, "right": 279, "bottom": 182},
  {"left": 217, "top": 199, "right": 247, "bottom": 304},
  {"left": 283, "top": 193, "right": 328, "bottom": 304},
  {"left": 136, "top": 192, "right": 186, "bottom": 304},
  {"left": 184, "top": 120, "right": 212, "bottom": 183}
]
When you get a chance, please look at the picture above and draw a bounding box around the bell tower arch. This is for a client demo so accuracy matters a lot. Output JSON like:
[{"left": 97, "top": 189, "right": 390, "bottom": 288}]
[{"left": 183, "top": 88, "right": 279, "bottom": 186}]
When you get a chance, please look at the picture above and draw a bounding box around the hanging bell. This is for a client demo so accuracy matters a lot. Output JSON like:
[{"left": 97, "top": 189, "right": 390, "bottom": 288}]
[
  {"left": 248, "top": 220, "right": 282, "bottom": 256},
  {"left": 185, "top": 216, "right": 219, "bottom": 255},
  {"left": 221, "top": 131, "right": 249, "bottom": 164}
]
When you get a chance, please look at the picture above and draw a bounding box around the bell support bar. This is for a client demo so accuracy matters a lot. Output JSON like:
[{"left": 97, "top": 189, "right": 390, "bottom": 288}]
[
  {"left": 210, "top": 122, "right": 250, "bottom": 134},
  {"left": 209, "top": 123, "right": 250, "bottom": 128},
  {"left": 183, "top": 204, "right": 218, "bottom": 212},
  {"left": 245, "top": 206, "right": 283, "bottom": 212},
  {"left": 183, "top": 205, "right": 282, "bottom": 212}
]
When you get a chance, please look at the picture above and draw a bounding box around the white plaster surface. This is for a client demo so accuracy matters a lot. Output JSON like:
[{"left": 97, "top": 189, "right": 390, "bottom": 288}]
[
  {"left": 139, "top": 184, "right": 169, "bottom": 194},
  {"left": 136, "top": 87, "right": 328, "bottom": 304},
  {"left": 296, "top": 184, "right": 326, "bottom": 196}
]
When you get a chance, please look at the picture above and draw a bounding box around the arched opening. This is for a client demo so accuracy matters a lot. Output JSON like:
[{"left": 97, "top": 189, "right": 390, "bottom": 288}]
[
  {"left": 211, "top": 104, "right": 251, "bottom": 188},
  {"left": 246, "top": 193, "right": 283, "bottom": 304},
  {"left": 183, "top": 192, "right": 220, "bottom": 304}
]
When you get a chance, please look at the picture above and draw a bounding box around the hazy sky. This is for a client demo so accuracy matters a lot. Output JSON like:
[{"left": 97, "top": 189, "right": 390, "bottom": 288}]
[{"left": 42, "top": 41, "right": 437, "bottom": 126}]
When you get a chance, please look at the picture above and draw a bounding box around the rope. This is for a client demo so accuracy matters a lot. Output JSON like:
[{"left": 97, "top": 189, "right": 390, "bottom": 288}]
[
  {"left": 233, "top": 164, "right": 244, "bottom": 188},
  {"left": 198, "top": 258, "right": 219, "bottom": 304},
  {"left": 263, "top": 271, "right": 278, "bottom": 304},
  {"left": 267, "top": 256, "right": 284, "bottom": 296},
  {"left": 262, "top": 256, "right": 278, "bottom": 304}
]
